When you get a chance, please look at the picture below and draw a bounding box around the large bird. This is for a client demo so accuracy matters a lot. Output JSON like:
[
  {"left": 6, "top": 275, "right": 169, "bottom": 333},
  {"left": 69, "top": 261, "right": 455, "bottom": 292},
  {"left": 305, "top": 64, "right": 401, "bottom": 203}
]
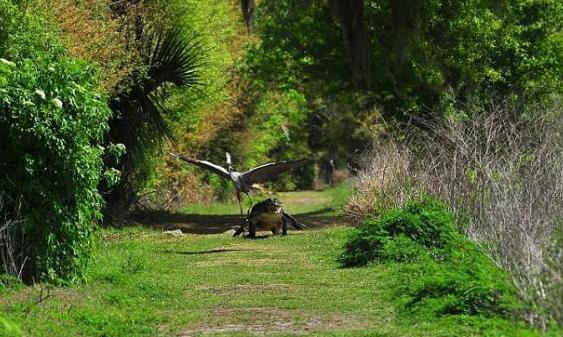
[{"left": 170, "top": 152, "right": 309, "bottom": 214}]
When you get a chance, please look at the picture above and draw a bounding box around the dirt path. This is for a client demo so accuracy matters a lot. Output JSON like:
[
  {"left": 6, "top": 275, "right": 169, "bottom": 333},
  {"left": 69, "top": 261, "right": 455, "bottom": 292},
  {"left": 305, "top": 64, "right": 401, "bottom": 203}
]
[
  {"left": 130, "top": 189, "right": 385, "bottom": 336},
  {"left": 180, "top": 307, "right": 373, "bottom": 336},
  {"left": 166, "top": 231, "right": 389, "bottom": 336}
]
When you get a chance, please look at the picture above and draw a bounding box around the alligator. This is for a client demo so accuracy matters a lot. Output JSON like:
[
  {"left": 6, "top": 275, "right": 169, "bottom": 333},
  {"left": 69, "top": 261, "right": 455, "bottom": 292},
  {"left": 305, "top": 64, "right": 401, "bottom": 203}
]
[{"left": 233, "top": 198, "right": 306, "bottom": 237}]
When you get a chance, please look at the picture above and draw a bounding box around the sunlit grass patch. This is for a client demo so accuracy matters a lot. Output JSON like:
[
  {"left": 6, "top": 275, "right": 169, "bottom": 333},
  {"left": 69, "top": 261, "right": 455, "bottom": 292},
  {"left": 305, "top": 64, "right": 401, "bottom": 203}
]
[{"left": 182, "top": 183, "right": 353, "bottom": 216}]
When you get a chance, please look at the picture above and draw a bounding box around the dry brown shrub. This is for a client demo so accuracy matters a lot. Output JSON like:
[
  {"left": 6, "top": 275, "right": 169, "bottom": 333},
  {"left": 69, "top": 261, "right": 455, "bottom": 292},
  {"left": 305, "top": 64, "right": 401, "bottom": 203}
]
[
  {"left": 0, "top": 194, "right": 19, "bottom": 277},
  {"left": 153, "top": 156, "right": 217, "bottom": 209},
  {"left": 34, "top": 0, "right": 142, "bottom": 92},
  {"left": 347, "top": 101, "right": 562, "bottom": 326},
  {"left": 344, "top": 142, "right": 416, "bottom": 224}
]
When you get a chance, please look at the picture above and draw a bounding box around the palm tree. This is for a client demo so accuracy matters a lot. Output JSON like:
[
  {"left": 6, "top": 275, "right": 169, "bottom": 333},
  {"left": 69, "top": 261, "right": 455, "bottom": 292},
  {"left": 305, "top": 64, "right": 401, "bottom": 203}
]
[{"left": 102, "top": 24, "right": 202, "bottom": 224}]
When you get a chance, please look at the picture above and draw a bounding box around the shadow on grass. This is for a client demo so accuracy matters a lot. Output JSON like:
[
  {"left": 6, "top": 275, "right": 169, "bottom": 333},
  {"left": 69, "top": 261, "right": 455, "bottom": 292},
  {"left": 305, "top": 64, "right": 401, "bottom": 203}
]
[
  {"left": 167, "top": 248, "right": 255, "bottom": 255},
  {"left": 297, "top": 207, "right": 333, "bottom": 216},
  {"left": 131, "top": 210, "right": 242, "bottom": 234},
  {"left": 130, "top": 208, "right": 347, "bottom": 235}
]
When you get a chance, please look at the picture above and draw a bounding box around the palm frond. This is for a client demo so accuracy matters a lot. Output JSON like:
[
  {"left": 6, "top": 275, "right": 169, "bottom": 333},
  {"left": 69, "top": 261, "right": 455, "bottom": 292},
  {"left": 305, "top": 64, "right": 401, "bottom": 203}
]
[
  {"left": 143, "top": 26, "right": 202, "bottom": 90},
  {"left": 106, "top": 22, "right": 203, "bottom": 178}
]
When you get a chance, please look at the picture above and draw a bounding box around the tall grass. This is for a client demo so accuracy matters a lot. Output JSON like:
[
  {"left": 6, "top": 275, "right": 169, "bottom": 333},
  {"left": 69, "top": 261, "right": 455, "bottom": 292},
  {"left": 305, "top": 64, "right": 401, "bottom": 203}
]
[
  {"left": 345, "top": 141, "right": 413, "bottom": 223},
  {"left": 346, "top": 101, "right": 563, "bottom": 327},
  {"left": 0, "top": 195, "right": 19, "bottom": 278}
]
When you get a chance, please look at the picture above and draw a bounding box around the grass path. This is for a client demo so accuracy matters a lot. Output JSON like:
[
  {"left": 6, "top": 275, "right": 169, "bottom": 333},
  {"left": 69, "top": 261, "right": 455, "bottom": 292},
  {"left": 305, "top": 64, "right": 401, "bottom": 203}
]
[
  {"left": 6, "top": 225, "right": 490, "bottom": 337},
  {"left": 2, "top": 188, "right": 549, "bottom": 336},
  {"left": 162, "top": 228, "right": 393, "bottom": 336},
  {"left": 3, "top": 227, "right": 407, "bottom": 336}
]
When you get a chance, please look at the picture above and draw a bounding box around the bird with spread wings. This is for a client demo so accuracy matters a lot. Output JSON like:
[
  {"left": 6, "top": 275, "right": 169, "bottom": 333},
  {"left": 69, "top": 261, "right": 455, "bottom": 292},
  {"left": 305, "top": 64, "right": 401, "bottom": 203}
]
[{"left": 169, "top": 152, "right": 309, "bottom": 214}]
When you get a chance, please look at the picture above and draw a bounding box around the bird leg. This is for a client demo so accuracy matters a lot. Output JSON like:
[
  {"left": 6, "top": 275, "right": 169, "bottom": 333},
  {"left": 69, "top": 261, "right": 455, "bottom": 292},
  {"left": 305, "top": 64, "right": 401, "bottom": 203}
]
[
  {"left": 236, "top": 190, "right": 244, "bottom": 216},
  {"left": 244, "top": 192, "right": 254, "bottom": 214}
]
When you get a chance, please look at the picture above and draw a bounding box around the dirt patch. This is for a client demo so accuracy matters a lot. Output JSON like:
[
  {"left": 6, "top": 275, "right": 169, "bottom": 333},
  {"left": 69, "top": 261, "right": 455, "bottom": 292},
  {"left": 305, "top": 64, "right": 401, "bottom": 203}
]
[
  {"left": 180, "top": 307, "right": 373, "bottom": 336},
  {"left": 194, "top": 257, "right": 291, "bottom": 268},
  {"left": 195, "top": 283, "right": 299, "bottom": 295}
]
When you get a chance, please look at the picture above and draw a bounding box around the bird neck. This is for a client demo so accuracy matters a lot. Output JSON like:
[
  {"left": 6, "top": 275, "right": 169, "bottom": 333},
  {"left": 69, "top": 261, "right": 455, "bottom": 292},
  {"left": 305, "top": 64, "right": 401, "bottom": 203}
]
[{"left": 225, "top": 152, "right": 234, "bottom": 173}]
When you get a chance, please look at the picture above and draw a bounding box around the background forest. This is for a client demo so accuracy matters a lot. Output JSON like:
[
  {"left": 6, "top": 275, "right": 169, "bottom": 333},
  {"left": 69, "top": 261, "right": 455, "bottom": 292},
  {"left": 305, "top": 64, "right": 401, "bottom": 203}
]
[{"left": 0, "top": 0, "right": 561, "bottom": 336}]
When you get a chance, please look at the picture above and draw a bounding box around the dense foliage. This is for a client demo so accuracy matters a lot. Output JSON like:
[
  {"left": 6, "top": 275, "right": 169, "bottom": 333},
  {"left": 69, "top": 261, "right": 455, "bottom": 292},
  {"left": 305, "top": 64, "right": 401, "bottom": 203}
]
[
  {"left": 340, "top": 199, "right": 520, "bottom": 317},
  {"left": 0, "top": 0, "right": 111, "bottom": 282},
  {"left": 236, "top": 0, "right": 562, "bottom": 170},
  {"left": 126, "top": 0, "right": 561, "bottom": 201}
]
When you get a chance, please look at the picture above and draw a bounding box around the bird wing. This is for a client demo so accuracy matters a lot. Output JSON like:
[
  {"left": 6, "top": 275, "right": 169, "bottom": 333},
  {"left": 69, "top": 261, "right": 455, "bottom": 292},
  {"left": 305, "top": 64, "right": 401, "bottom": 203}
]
[
  {"left": 170, "top": 152, "right": 231, "bottom": 179},
  {"left": 240, "top": 159, "right": 309, "bottom": 185}
]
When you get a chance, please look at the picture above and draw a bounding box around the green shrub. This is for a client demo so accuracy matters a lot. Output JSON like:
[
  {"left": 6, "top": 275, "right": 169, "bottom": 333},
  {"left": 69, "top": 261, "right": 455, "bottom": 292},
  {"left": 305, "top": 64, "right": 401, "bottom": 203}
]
[
  {"left": 394, "top": 240, "right": 519, "bottom": 317},
  {"left": 0, "top": 274, "right": 22, "bottom": 294},
  {"left": 0, "top": 0, "right": 112, "bottom": 283},
  {"left": 0, "top": 20, "right": 112, "bottom": 282},
  {"left": 340, "top": 198, "right": 520, "bottom": 317},
  {"left": 378, "top": 235, "right": 429, "bottom": 263},
  {"left": 0, "top": 317, "right": 21, "bottom": 337},
  {"left": 339, "top": 198, "right": 455, "bottom": 267}
]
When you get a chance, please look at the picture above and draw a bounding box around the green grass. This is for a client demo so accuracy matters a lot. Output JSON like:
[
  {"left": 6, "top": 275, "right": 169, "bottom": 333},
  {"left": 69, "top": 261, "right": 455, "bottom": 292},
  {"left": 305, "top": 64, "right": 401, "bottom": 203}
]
[
  {"left": 182, "top": 183, "right": 353, "bottom": 216},
  {"left": 1, "top": 190, "right": 560, "bottom": 336},
  {"left": 2, "top": 229, "right": 559, "bottom": 336}
]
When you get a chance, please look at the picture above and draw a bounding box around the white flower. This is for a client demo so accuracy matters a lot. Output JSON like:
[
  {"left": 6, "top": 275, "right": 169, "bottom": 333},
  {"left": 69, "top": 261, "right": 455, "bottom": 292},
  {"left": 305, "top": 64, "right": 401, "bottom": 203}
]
[
  {"left": 34, "top": 89, "right": 46, "bottom": 100},
  {"left": 0, "top": 58, "right": 16, "bottom": 67},
  {"left": 52, "top": 98, "right": 63, "bottom": 108}
]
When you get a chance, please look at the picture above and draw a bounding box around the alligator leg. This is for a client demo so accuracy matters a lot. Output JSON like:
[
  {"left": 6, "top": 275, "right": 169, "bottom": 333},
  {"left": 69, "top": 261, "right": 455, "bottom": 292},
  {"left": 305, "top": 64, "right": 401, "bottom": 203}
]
[
  {"left": 281, "top": 217, "right": 288, "bottom": 235},
  {"left": 247, "top": 220, "right": 256, "bottom": 238}
]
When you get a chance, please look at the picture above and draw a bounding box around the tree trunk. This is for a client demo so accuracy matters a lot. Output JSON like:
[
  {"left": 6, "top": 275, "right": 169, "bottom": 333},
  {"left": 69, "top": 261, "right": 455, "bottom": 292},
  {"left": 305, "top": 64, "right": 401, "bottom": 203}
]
[
  {"left": 240, "top": 0, "right": 255, "bottom": 31},
  {"left": 102, "top": 179, "right": 136, "bottom": 226},
  {"left": 328, "top": 0, "right": 371, "bottom": 89}
]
